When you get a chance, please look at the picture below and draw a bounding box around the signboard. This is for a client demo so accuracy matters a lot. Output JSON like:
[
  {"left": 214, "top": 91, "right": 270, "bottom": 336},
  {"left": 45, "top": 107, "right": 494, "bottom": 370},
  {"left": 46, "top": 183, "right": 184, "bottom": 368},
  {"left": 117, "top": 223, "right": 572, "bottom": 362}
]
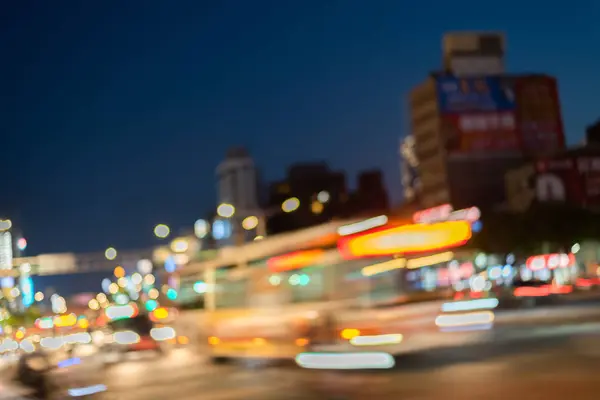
[
  {"left": 515, "top": 76, "right": 565, "bottom": 154},
  {"left": 436, "top": 76, "right": 515, "bottom": 113},
  {"left": 338, "top": 221, "right": 472, "bottom": 259},
  {"left": 534, "top": 156, "right": 600, "bottom": 206},
  {"left": 267, "top": 249, "right": 325, "bottom": 272},
  {"left": 436, "top": 76, "right": 519, "bottom": 154}
]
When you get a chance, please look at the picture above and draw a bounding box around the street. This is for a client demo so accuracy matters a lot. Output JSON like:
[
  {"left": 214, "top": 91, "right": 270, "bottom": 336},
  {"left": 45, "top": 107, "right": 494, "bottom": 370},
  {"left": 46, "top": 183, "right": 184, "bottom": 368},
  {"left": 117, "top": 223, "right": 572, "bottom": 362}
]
[{"left": 60, "top": 324, "right": 600, "bottom": 400}]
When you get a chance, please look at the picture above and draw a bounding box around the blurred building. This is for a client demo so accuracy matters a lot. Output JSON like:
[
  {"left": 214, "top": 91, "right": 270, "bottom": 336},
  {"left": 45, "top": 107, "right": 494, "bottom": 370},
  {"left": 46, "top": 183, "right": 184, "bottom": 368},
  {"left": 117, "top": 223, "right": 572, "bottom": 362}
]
[
  {"left": 442, "top": 32, "right": 505, "bottom": 77},
  {"left": 216, "top": 147, "right": 259, "bottom": 212},
  {"left": 266, "top": 162, "right": 347, "bottom": 234},
  {"left": 505, "top": 121, "right": 600, "bottom": 212},
  {"left": 345, "top": 170, "right": 390, "bottom": 216},
  {"left": 215, "top": 147, "right": 261, "bottom": 246},
  {"left": 406, "top": 32, "right": 565, "bottom": 210}
]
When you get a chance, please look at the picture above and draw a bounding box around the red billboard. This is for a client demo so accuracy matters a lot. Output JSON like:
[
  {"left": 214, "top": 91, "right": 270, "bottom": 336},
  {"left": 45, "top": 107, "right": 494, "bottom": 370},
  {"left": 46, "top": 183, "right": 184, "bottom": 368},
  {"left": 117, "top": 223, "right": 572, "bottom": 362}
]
[
  {"left": 436, "top": 75, "right": 566, "bottom": 156},
  {"left": 514, "top": 76, "right": 565, "bottom": 155},
  {"left": 535, "top": 156, "right": 600, "bottom": 206},
  {"left": 441, "top": 111, "right": 519, "bottom": 153},
  {"left": 436, "top": 76, "right": 519, "bottom": 154}
]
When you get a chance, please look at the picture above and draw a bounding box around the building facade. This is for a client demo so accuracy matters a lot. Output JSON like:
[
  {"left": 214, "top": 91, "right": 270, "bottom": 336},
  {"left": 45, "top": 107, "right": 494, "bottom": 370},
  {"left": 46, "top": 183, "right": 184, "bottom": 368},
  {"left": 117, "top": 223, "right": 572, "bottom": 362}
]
[
  {"left": 406, "top": 32, "right": 565, "bottom": 211},
  {"left": 215, "top": 147, "right": 261, "bottom": 246}
]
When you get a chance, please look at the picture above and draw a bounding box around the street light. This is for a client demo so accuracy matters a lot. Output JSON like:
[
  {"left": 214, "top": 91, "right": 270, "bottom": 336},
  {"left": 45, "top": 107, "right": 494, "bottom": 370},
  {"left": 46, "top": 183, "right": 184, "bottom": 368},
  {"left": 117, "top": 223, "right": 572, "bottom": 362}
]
[
  {"left": 0, "top": 219, "right": 12, "bottom": 232},
  {"left": 154, "top": 224, "right": 170, "bottom": 239},
  {"left": 282, "top": 197, "right": 300, "bottom": 213},
  {"left": 217, "top": 203, "right": 235, "bottom": 218},
  {"left": 242, "top": 216, "right": 259, "bottom": 230},
  {"left": 317, "top": 191, "right": 330, "bottom": 203},
  {"left": 105, "top": 247, "right": 117, "bottom": 261}
]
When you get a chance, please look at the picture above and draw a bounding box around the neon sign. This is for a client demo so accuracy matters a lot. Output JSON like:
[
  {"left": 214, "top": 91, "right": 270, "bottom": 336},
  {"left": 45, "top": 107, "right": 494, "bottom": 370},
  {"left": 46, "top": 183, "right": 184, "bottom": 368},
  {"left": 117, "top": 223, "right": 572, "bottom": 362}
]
[
  {"left": 338, "top": 221, "right": 472, "bottom": 259},
  {"left": 526, "top": 253, "right": 575, "bottom": 271},
  {"left": 267, "top": 249, "right": 325, "bottom": 272},
  {"left": 413, "top": 204, "right": 481, "bottom": 224}
]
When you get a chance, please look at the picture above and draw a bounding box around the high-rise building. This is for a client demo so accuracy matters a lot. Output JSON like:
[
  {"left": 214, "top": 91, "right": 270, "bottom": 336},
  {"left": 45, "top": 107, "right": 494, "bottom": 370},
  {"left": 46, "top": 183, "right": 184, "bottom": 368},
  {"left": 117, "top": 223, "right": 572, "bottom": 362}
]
[
  {"left": 267, "top": 162, "right": 346, "bottom": 234},
  {"left": 216, "top": 147, "right": 259, "bottom": 213},
  {"left": 215, "top": 147, "right": 260, "bottom": 246},
  {"left": 406, "top": 33, "right": 565, "bottom": 210},
  {"left": 442, "top": 32, "right": 505, "bottom": 77},
  {"left": 354, "top": 170, "right": 389, "bottom": 213}
]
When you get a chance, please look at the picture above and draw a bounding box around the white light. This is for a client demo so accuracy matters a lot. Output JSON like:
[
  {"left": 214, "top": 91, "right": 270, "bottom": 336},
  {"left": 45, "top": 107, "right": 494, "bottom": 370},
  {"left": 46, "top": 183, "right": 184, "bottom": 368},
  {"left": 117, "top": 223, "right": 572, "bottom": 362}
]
[
  {"left": 154, "top": 224, "right": 170, "bottom": 239},
  {"left": 170, "top": 238, "right": 189, "bottom": 253},
  {"left": 131, "top": 273, "right": 142, "bottom": 285},
  {"left": 435, "top": 311, "right": 495, "bottom": 328},
  {"left": 136, "top": 259, "right": 153, "bottom": 275},
  {"left": 34, "top": 291, "right": 44, "bottom": 302},
  {"left": 571, "top": 243, "right": 581, "bottom": 254},
  {"left": 194, "top": 219, "right": 209, "bottom": 238},
  {"left": 114, "top": 331, "right": 140, "bottom": 345},
  {"left": 105, "top": 247, "right": 117, "bottom": 261},
  {"left": 441, "top": 298, "right": 499, "bottom": 313},
  {"left": 475, "top": 253, "right": 487, "bottom": 268},
  {"left": 470, "top": 275, "right": 486, "bottom": 292},
  {"left": 19, "top": 263, "right": 31, "bottom": 274},
  {"left": 150, "top": 327, "right": 176, "bottom": 341},
  {"left": 193, "top": 281, "right": 207, "bottom": 294},
  {"left": 217, "top": 203, "right": 235, "bottom": 218},
  {"left": 0, "top": 219, "right": 12, "bottom": 231},
  {"left": 350, "top": 334, "right": 403, "bottom": 346},
  {"left": 295, "top": 352, "right": 394, "bottom": 370},
  {"left": 317, "top": 191, "right": 330, "bottom": 203},
  {"left": 338, "top": 215, "right": 388, "bottom": 236}
]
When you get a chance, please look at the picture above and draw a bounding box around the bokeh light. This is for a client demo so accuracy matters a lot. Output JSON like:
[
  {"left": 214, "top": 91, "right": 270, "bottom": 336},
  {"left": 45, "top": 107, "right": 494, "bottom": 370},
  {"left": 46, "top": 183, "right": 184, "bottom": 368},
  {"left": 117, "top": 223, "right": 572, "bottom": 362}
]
[
  {"left": 154, "top": 224, "right": 170, "bottom": 239},
  {"left": 242, "top": 216, "right": 259, "bottom": 230},
  {"left": 105, "top": 247, "right": 117, "bottom": 261},
  {"left": 282, "top": 197, "right": 300, "bottom": 213},
  {"left": 216, "top": 203, "right": 235, "bottom": 218}
]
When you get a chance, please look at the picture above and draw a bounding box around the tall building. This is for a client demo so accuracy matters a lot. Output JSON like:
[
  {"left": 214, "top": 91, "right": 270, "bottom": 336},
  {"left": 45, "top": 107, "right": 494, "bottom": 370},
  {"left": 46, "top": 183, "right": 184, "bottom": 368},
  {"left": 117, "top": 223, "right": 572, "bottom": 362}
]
[
  {"left": 353, "top": 170, "right": 389, "bottom": 213},
  {"left": 215, "top": 147, "right": 260, "bottom": 245},
  {"left": 216, "top": 147, "right": 259, "bottom": 213},
  {"left": 407, "top": 33, "right": 565, "bottom": 210},
  {"left": 267, "top": 162, "right": 346, "bottom": 234},
  {"left": 442, "top": 32, "right": 505, "bottom": 77}
]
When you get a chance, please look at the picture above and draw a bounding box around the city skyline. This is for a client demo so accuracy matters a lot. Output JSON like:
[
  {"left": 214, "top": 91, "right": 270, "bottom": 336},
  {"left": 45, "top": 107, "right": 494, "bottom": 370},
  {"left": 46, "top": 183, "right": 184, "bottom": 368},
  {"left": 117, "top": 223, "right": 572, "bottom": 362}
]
[{"left": 3, "top": 1, "right": 599, "bottom": 254}]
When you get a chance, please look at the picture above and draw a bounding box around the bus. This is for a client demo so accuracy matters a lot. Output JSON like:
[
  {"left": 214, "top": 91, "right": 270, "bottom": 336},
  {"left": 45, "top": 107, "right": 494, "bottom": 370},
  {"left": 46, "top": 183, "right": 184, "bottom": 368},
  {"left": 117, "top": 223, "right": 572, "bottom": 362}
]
[{"left": 185, "top": 216, "right": 477, "bottom": 362}]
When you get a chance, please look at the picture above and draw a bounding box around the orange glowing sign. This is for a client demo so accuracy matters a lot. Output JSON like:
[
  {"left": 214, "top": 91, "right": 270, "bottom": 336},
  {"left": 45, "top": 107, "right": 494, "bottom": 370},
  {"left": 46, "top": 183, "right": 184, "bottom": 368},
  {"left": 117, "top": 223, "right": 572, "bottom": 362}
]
[
  {"left": 338, "top": 221, "right": 472, "bottom": 258},
  {"left": 267, "top": 249, "right": 325, "bottom": 272}
]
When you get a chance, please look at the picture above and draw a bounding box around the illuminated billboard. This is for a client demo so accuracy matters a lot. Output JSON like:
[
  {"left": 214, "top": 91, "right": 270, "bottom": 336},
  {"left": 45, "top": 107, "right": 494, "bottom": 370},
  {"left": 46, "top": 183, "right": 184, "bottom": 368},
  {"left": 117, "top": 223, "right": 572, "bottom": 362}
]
[
  {"left": 337, "top": 221, "right": 472, "bottom": 259},
  {"left": 267, "top": 249, "right": 325, "bottom": 272},
  {"left": 436, "top": 76, "right": 519, "bottom": 154}
]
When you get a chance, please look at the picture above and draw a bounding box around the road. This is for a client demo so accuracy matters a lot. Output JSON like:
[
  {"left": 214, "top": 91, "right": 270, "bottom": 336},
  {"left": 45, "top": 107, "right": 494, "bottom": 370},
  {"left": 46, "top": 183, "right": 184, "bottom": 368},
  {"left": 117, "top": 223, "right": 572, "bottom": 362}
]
[{"left": 58, "top": 323, "right": 600, "bottom": 400}]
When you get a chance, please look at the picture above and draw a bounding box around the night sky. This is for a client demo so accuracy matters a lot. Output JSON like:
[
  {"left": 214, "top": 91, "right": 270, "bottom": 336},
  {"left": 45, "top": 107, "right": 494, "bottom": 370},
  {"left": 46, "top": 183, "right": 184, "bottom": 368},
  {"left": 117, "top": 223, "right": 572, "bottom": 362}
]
[{"left": 2, "top": 1, "right": 599, "bottom": 255}]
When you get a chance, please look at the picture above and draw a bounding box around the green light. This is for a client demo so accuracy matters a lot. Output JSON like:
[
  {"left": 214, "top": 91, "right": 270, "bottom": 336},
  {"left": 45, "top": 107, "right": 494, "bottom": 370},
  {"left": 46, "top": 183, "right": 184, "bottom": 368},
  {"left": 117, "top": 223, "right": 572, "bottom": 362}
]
[
  {"left": 145, "top": 300, "right": 158, "bottom": 311},
  {"left": 166, "top": 288, "right": 178, "bottom": 300},
  {"left": 299, "top": 274, "right": 310, "bottom": 286}
]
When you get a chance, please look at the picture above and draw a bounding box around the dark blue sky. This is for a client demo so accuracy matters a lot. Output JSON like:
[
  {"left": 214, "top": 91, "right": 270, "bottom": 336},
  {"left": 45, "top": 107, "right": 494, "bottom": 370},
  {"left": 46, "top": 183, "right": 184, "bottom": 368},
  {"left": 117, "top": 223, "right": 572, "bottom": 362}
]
[{"left": 2, "top": 1, "right": 599, "bottom": 255}]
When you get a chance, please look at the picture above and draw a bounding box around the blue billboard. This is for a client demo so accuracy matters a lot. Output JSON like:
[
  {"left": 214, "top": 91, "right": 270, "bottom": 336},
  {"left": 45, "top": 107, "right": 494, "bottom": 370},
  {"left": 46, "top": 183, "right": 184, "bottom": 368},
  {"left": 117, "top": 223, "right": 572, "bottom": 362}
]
[{"left": 436, "top": 76, "right": 516, "bottom": 114}]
